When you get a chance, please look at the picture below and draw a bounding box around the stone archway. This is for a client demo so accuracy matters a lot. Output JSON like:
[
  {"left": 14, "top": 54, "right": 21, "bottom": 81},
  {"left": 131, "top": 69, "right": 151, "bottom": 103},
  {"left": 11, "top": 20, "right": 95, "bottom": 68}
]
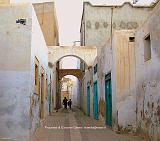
[
  {"left": 58, "top": 69, "right": 82, "bottom": 82},
  {"left": 48, "top": 46, "right": 97, "bottom": 109},
  {"left": 48, "top": 46, "right": 97, "bottom": 67}
]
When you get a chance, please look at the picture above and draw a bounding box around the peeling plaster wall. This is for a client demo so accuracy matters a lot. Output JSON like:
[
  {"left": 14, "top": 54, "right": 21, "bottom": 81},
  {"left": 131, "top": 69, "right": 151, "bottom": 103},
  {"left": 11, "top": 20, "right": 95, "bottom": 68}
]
[
  {"left": 112, "top": 31, "right": 137, "bottom": 131},
  {"left": 81, "top": 2, "right": 152, "bottom": 49},
  {"left": 48, "top": 67, "right": 55, "bottom": 114},
  {"left": 80, "top": 1, "right": 153, "bottom": 129},
  {"left": 96, "top": 30, "right": 137, "bottom": 131},
  {"left": 80, "top": 68, "right": 93, "bottom": 117},
  {"left": 30, "top": 5, "right": 49, "bottom": 135},
  {"left": 0, "top": 3, "right": 49, "bottom": 140},
  {"left": 0, "top": 71, "right": 31, "bottom": 140},
  {"left": 92, "top": 58, "right": 100, "bottom": 118},
  {"left": 81, "top": 73, "right": 87, "bottom": 114},
  {"left": 0, "top": 4, "right": 32, "bottom": 141},
  {"left": 135, "top": 2, "right": 160, "bottom": 140},
  {"left": 97, "top": 41, "right": 112, "bottom": 121},
  {"left": 81, "top": 1, "right": 160, "bottom": 139}
]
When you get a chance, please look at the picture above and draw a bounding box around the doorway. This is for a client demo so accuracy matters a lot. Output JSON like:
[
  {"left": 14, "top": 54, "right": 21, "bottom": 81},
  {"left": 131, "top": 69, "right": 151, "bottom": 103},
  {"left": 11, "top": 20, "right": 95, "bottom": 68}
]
[
  {"left": 40, "top": 73, "right": 45, "bottom": 119},
  {"left": 93, "top": 81, "right": 98, "bottom": 120},
  {"left": 87, "top": 86, "right": 90, "bottom": 116},
  {"left": 105, "top": 73, "right": 112, "bottom": 126}
]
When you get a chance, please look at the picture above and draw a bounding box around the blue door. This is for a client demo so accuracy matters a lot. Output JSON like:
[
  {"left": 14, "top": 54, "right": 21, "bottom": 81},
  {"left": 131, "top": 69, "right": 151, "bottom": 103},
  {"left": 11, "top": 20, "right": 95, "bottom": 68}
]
[
  {"left": 93, "top": 81, "right": 99, "bottom": 119},
  {"left": 87, "top": 86, "right": 90, "bottom": 116},
  {"left": 105, "top": 73, "right": 112, "bottom": 126}
]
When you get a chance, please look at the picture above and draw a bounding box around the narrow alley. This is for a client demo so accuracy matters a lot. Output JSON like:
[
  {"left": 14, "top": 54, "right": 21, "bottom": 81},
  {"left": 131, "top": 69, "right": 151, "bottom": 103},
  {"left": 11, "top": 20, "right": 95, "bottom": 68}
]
[
  {"left": 31, "top": 108, "right": 147, "bottom": 141},
  {"left": 0, "top": 0, "right": 160, "bottom": 141}
]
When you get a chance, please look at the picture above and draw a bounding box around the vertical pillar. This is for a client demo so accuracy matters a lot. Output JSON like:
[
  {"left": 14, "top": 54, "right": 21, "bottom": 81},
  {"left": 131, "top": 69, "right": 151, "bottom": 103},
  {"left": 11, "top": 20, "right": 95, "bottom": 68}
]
[{"left": 55, "top": 61, "right": 61, "bottom": 109}]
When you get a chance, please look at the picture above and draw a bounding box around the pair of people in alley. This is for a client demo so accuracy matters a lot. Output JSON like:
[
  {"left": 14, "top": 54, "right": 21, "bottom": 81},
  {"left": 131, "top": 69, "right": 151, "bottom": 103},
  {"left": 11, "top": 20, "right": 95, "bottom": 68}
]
[{"left": 63, "top": 97, "right": 72, "bottom": 109}]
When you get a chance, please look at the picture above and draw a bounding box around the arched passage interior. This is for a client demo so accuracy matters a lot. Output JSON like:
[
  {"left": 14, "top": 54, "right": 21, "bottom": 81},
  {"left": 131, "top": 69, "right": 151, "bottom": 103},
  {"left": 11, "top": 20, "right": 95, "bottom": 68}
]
[
  {"left": 60, "top": 75, "right": 81, "bottom": 108},
  {"left": 54, "top": 55, "right": 87, "bottom": 109}
]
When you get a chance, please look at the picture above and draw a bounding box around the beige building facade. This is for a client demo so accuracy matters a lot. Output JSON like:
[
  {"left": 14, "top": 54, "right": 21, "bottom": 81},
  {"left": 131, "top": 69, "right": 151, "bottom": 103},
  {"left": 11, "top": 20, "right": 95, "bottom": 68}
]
[
  {"left": 0, "top": 1, "right": 59, "bottom": 140},
  {"left": 135, "top": 1, "right": 160, "bottom": 140},
  {"left": 80, "top": 1, "right": 160, "bottom": 141},
  {"left": 80, "top": 2, "right": 152, "bottom": 48}
]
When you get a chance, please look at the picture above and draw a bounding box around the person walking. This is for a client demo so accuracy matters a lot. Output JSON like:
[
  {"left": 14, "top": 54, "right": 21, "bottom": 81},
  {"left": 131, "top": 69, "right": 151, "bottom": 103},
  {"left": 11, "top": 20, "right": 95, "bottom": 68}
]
[
  {"left": 63, "top": 97, "right": 68, "bottom": 109},
  {"left": 68, "top": 99, "right": 72, "bottom": 110}
]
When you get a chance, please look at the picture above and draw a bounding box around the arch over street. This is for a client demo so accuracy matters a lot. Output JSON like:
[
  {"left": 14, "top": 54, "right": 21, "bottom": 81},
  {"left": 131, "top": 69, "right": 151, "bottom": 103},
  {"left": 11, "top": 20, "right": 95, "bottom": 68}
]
[
  {"left": 48, "top": 46, "right": 97, "bottom": 67},
  {"left": 58, "top": 69, "right": 82, "bottom": 82}
]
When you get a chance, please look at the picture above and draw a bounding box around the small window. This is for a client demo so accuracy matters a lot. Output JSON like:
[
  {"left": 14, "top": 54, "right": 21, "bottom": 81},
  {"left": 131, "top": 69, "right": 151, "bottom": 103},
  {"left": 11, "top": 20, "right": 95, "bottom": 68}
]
[
  {"left": 144, "top": 34, "right": 151, "bottom": 61},
  {"left": 129, "top": 37, "right": 135, "bottom": 42},
  {"left": 94, "top": 64, "right": 98, "bottom": 74}
]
